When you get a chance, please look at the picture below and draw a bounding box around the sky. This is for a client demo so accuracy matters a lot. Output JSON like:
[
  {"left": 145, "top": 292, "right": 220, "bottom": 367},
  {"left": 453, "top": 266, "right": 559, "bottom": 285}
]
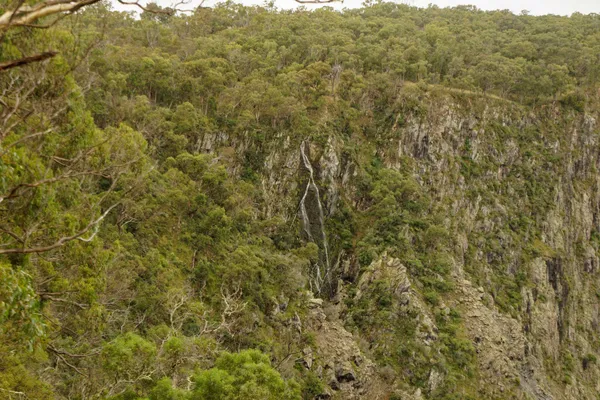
[{"left": 114, "top": 0, "right": 600, "bottom": 16}]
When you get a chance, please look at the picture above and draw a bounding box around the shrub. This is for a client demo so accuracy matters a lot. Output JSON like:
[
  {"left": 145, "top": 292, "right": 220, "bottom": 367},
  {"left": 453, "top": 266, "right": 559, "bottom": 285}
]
[{"left": 191, "top": 349, "right": 301, "bottom": 400}]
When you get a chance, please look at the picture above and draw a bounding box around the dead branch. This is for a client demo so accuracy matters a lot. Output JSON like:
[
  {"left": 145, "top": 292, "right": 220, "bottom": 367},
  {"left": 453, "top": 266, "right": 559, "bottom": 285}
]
[
  {"left": 41, "top": 295, "right": 89, "bottom": 309},
  {"left": 0, "top": 203, "right": 119, "bottom": 254},
  {"left": 0, "top": 69, "right": 46, "bottom": 140},
  {"left": 167, "top": 289, "right": 190, "bottom": 330},
  {"left": 218, "top": 282, "right": 247, "bottom": 336},
  {"left": 47, "top": 345, "right": 100, "bottom": 358},
  {"left": 0, "top": 0, "right": 100, "bottom": 32},
  {"left": 0, "top": 225, "right": 24, "bottom": 244},
  {"left": 0, "top": 51, "right": 57, "bottom": 71},
  {"left": 0, "top": 169, "right": 108, "bottom": 204},
  {"left": 48, "top": 346, "right": 86, "bottom": 376},
  {"left": 0, "top": 388, "right": 29, "bottom": 399},
  {"left": 117, "top": 0, "right": 192, "bottom": 14}
]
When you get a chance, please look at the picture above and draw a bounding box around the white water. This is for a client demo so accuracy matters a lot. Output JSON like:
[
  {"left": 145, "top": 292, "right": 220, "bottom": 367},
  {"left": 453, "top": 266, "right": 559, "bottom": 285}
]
[{"left": 299, "top": 141, "right": 331, "bottom": 294}]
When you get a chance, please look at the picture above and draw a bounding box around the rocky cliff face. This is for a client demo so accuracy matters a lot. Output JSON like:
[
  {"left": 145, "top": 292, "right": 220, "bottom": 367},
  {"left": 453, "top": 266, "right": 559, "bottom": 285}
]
[{"left": 200, "top": 89, "right": 600, "bottom": 399}]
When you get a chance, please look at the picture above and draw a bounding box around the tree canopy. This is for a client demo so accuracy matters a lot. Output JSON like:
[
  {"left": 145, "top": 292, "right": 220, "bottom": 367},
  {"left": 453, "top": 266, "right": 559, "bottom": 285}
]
[{"left": 0, "top": 2, "right": 599, "bottom": 399}]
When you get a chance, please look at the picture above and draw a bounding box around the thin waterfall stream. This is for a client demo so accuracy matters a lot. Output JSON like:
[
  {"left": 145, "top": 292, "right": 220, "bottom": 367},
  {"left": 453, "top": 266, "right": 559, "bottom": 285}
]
[{"left": 299, "top": 140, "right": 331, "bottom": 294}]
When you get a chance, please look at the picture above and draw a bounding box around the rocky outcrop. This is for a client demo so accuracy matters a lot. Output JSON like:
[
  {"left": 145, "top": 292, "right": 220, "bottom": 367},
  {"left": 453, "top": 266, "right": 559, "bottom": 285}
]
[
  {"left": 205, "top": 94, "right": 600, "bottom": 399},
  {"left": 301, "top": 291, "right": 388, "bottom": 400},
  {"left": 453, "top": 277, "right": 550, "bottom": 399},
  {"left": 356, "top": 255, "right": 438, "bottom": 345}
]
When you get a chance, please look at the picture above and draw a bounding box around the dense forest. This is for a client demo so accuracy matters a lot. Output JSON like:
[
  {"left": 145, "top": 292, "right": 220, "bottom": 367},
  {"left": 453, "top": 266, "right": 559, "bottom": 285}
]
[{"left": 1, "top": 1, "right": 600, "bottom": 399}]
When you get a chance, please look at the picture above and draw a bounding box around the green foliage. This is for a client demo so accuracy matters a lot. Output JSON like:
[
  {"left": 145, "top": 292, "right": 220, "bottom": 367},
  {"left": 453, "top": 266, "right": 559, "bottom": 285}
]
[
  {"left": 191, "top": 350, "right": 301, "bottom": 400},
  {"left": 355, "top": 167, "right": 453, "bottom": 295},
  {"left": 149, "top": 378, "right": 187, "bottom": 400},
  {"left": 560, "top": 91, "right": 586, "bottom": 112},
  {"left": 0, "top": 349, "right": 54, "bottom": 400},
  {"left": 1, "top": 2, "right": 598, "bottom": 399},
  {"left": 299, "top": 371, "right": 325, "bottom": 399},
  {"left": 0, "top": 263, "right": 45, "bottom": 349},
  {"left": 433, "top": 310, "right": 478, "bottom": 398},
  {"left": 102, "top": 333, "right": 157, "bottom": 380},
  {"left": 562, "top": 349, "right": 576, "bottom": 384}
]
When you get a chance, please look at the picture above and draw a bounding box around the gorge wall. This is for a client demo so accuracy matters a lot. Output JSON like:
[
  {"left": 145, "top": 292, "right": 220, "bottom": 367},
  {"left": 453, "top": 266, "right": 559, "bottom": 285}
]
[{"left": 198, "top": 89, "right": 600, "bottom": 399}]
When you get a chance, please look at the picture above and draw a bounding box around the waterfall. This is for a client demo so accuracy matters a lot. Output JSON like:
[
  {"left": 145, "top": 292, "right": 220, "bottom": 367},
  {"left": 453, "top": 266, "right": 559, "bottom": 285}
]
[{"left": 299, "top": 141, "right": 331, "bottom": 294}]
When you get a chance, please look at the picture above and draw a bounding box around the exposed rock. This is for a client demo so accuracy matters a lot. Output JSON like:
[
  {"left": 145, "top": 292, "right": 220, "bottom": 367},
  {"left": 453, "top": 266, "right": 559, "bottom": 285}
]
[
  {"left": 335, "top": 364, "right": 357, "bottom": 383},
  {"left": 428, "top": 369, "right": 444, "bottom": 393},
  {"left": 309, "top": 298, "right": 324, "bottom": 308},
  {"left": 205, "top": 96, "right": 600, "bottom": 399},
  {"left": 357, "top": 254, "right": 438, "bottom": 344},
  {"left": 303, "top": 295, "right": 388, "bottom": 399},
  {"left": 301, "top": 347, "right": 314, "bottom": 370}
]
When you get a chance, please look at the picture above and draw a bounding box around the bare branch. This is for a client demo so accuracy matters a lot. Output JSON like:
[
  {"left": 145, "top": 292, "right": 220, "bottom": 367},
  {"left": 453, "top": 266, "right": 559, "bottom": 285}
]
[
  {"left": 77, "top": 222, "right": 101, "bottom": 242},
  {"left": 47, "top": 345, "right": 100, "bottom": 358},
  {"left": 0, "top": 203, "right": 119, "bottom": 254},
  {"left": 0, "top": 0, "right": 100, "bottom": 31},
  {"left": 218, "top": 282, "right": 247, "bottom": 336},
  {"left": 41, "top": 295, "right": 89, "bottom": 309},
  {"left": 0, "top": 0, "right": 26, "bottom": 42},
  {"left": 0, "top": 169, "right": 107, "bottom": 203},
  {"left": 117, "top": 0, "right": 180, "bottom": 14},
  {"left": 48, "top": 346, "right": 86, "bottom": 376},
  {"left": 0, "top": 225, "right": 24, "bottom": 244},
  {"left": 1, "top": 69, "right": 47, "bottom": 140},
  {"left": 168, "top": 290, "right": 189, "bottom": 330},
  {"left": 1, "top": 127, "right": 53, "bottom": 153},
  {"left": 0, "top": 387, "right": 29, "bottom": 399},
  {"left": 0, "top": 51, "right": 57, "bottom": 72}
]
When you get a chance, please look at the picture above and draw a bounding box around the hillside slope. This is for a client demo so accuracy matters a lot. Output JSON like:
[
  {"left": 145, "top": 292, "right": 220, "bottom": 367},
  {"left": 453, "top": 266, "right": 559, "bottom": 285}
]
[{"left": 1, "top": 3, "right": 600, "bottom": 400}]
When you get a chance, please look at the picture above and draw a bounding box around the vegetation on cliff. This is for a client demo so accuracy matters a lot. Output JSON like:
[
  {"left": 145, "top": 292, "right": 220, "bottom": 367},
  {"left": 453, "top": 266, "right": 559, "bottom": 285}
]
[{"left": 1, "top": 1, "right": 599, "bottom": 399}]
